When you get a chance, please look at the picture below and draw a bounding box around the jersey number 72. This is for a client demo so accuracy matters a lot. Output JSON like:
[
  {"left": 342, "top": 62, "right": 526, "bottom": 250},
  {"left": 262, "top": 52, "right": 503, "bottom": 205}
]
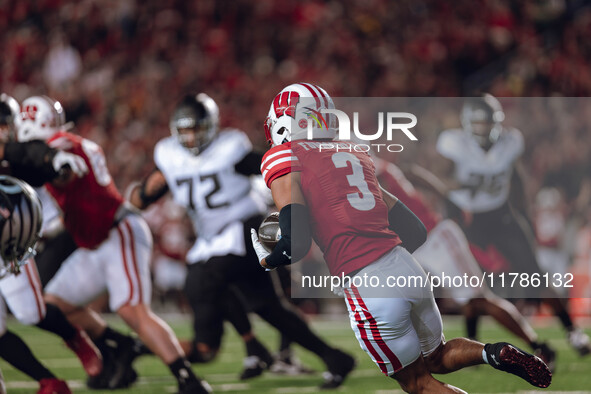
[{"left": 176, "top": 174, "right": 229, "bottom": 210}]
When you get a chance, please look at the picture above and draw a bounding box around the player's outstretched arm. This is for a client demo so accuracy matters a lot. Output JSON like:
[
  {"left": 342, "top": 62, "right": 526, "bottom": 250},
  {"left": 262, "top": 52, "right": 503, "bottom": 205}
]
[
  {"left": 128, "top": 167, "right": 170, "bottom": 210},
  {"left": 0, "top": 140, "right": 87, "bottom": 187}
]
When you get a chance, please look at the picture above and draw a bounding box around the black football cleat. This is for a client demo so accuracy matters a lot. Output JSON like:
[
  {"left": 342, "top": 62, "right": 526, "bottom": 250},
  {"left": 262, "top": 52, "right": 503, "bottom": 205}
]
[
  {"left": 107, "top": 336, "right": 139, "bottom": 389},
  {"left": 485, "top": 342, "right": 551, "bottom": 388},
  {"left": 240, "top": 337, "right": 275, "bottom": 380},
  {"left": 270, "top": 349, "right": 316, "bottom": 375},
  {"left": 87, "top": 337, "right": 138, "bottom": 390},
  {"left": 86, "top": 346, "right": 115, "bottom": 389},
  {"left": 320, "top": 349, "right": 356, "bottom": 389},
  {"left": 177, "top": 379, "right": 212, "bottom": 394},
  {"left": 239, "top": 355, "right": 268, "bottom": 380},
  {"left": 87, "top": 358, "right": 137, "bottom": 390}
]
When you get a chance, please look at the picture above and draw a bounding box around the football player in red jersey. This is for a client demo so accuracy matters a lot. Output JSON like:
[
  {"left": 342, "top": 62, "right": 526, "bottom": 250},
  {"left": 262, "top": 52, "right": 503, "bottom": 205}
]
[
  {"left": 251, "top": 83, "right": 552, "bottom": 392},
  {"left": 9, "top": 95, "right": 211, "bottom": 394}
]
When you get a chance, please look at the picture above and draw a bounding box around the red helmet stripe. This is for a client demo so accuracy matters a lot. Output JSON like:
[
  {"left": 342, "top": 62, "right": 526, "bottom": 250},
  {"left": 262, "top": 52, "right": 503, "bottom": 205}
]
[
  {"left": 310, "top": 83, "right": 329, "bottom": 108},
  {"left": 298, "top": 83, "right": 321, "bottom": 108}
]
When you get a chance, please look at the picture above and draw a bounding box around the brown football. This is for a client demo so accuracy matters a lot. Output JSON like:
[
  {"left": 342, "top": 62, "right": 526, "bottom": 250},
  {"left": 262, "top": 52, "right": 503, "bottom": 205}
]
[{"left": 258, "top": 212, "right": 281, "bottom": 252}]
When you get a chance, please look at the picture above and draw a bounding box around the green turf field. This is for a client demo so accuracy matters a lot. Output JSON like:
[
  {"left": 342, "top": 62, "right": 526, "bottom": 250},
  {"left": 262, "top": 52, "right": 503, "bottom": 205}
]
[{"left": 1, "top": 314, "right": 589, "bottom": 393}]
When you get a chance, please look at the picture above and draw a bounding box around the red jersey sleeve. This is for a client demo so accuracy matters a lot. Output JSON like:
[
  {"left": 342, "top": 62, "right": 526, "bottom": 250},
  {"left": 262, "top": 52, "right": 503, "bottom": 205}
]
[{"left": 260, "top": 142, "right": 302, "bottom": 188}]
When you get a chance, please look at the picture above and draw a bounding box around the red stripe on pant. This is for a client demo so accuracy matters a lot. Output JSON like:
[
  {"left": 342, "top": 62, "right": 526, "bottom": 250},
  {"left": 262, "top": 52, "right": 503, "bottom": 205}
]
[
  {"left": 117, "top": 224, "right": 135, "bottom": 305},
  {"left": 345, "top": 288, "right": 389, "bottom": 374},
  {"left": 351, "top": 286, "right": 403, "bottom": 373},
  {"left": 124, "top": 220, "right": 143, "bottom": 304},
  {"left": 29, "top": 262, "right": 46, "bottom": 315},
  {"left": 25, "top": 262, "right": 44, "bottom": 321}
]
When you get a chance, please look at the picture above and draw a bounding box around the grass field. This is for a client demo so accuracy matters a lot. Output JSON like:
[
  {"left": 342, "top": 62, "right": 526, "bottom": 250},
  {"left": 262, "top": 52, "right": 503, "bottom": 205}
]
[{"left": 1, "top": 314, "right": 590, "bottom": 393}]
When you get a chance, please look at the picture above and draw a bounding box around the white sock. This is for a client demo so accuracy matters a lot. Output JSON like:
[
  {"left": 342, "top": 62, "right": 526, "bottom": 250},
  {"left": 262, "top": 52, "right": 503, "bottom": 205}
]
[{"left": 482, "top": 348, "right": 489, "bottom": 364}]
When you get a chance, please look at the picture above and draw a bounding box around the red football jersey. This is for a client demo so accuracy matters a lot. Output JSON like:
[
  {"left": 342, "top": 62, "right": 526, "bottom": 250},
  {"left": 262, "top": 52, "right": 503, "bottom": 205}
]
[
  {"left": 374, "top": 159, "right": 440, "bottom": 233},
  {"left": 46, "top": 131, "right": 124, "bottom": 249},
  {"left": 261, "top": 141, "right": 400, "bottom": 276}
]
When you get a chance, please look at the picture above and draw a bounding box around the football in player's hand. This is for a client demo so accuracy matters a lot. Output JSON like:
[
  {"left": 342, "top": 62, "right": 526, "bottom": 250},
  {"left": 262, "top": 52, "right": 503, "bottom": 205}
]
[{"left": 258, "top": 212, "right": 281, "bottom": 252}]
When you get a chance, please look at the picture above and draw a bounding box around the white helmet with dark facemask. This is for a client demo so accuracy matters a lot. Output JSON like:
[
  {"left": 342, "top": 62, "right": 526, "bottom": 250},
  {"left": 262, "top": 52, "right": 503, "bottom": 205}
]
[
  {"left": 264, "top": 83, "right": 337, "bottom": 147},
  {"left": 0, "top": 176, "right": 43, "bottom": 277},
  {"left": 170, "top": 93, "right": 219, "bottom": 155},
  {"left": 461, "top": 94, "right": 505, "bottom": 150}
]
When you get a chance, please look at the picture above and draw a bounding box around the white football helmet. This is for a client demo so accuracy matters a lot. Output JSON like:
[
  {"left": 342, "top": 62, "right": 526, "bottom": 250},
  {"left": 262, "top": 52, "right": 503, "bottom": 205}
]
[
  {"left": 264, "top": 83, "right": 336, "bottom": 147},
  {"left": 17, "top": 95, "right": 66, "bottom": 142},
  {"left": 0, "top": 176, "right": 43, "bottom": 277}
]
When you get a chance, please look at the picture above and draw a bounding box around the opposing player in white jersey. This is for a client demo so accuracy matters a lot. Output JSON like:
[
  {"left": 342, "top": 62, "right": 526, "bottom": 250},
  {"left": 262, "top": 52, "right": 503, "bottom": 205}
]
[
  {"left": 434, "top": 94, "right": 591, "bottom": 356},
  {"left": 252, "top": 83, "right": 552, "bottom": 392},
  {"left": 129, "top": 93, "right": 355, "bottom": 388}
]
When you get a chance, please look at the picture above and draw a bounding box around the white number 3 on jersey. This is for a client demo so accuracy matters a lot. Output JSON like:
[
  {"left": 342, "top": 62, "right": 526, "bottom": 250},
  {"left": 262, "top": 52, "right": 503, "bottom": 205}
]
[{"left": 331, "top": 152, "right": 376, "bottom": 211}]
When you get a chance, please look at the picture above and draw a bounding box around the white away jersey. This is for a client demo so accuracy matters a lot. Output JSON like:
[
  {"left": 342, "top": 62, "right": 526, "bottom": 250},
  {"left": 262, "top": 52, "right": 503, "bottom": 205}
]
[
  {"left": 154, "top": 129, "right": 267, "bottom": 263},
  {"left": 437, "top": 127, "right": 524, "bottom": 213}
]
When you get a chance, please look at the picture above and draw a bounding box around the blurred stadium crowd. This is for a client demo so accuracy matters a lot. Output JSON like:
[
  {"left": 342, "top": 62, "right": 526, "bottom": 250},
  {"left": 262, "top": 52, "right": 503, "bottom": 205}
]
[{"left": 1, "top": 0, "right": 591, "bottom": 311}]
